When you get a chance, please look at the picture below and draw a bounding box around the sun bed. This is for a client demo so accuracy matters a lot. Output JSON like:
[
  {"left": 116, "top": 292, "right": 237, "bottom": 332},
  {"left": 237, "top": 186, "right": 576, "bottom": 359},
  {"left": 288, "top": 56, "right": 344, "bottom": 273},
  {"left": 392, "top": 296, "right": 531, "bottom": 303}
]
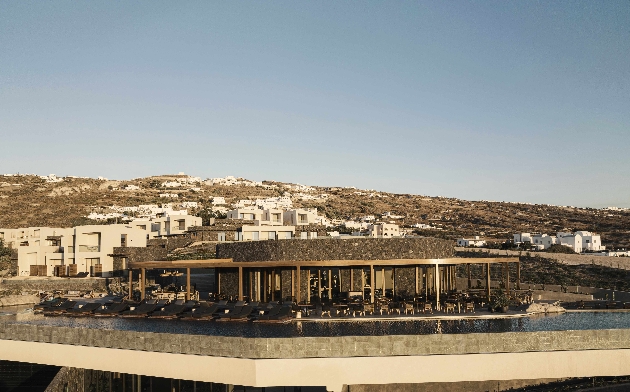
[
  {"left": 120, "top": 303, "right": 158, "bottom": 318},
  {"left": 93, "top": 302, "right": 129, "bottom": 317},
  {"left": 66, "top": 302, "right": 101, "bottom": 317},
  {"left": 43, "top": 300, "right": 77, "bottom": 316}
]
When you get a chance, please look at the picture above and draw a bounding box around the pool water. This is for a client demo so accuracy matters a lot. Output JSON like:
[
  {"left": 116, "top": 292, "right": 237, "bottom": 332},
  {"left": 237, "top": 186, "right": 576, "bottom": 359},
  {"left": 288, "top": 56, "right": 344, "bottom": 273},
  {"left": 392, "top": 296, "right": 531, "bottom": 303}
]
[{"left": 4, "top": 312, "right": 630, "bottom": 338}]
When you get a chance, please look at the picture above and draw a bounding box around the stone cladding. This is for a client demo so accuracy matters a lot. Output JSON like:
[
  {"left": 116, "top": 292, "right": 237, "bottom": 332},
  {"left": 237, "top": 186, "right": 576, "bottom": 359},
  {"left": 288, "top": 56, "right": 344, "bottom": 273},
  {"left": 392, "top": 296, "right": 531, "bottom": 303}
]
[{"left": 216, "top": 237, "right": 454, "bottom": 262}]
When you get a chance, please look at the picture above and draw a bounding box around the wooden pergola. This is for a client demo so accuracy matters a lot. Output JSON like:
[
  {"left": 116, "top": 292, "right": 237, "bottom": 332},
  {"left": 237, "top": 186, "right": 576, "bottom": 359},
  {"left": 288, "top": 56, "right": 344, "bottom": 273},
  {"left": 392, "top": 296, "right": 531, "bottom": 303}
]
[{"left": 128, "top": 257, "right": 520, "bottom": 307}]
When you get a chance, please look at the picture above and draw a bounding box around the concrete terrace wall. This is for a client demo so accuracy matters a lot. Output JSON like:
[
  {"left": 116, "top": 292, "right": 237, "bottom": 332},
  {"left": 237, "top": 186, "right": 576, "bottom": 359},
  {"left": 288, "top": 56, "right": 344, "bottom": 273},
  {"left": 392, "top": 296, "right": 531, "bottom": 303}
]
[
  {"left": 3, "top": 322, "right": 630, "bottom": 359},
  {"left": 217, "top": 238, "right": 455, "bottom": 262},
  {"left": 456, "top": 247, "right": 630, "bottom": 269}
]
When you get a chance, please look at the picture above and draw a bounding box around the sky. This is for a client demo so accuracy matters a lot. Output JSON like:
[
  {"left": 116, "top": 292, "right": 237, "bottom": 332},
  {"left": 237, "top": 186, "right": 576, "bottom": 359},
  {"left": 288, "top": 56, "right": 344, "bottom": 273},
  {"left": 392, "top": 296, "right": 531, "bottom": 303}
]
[{"left": 1, "top": 1, "right": 629, "bottom": 208}]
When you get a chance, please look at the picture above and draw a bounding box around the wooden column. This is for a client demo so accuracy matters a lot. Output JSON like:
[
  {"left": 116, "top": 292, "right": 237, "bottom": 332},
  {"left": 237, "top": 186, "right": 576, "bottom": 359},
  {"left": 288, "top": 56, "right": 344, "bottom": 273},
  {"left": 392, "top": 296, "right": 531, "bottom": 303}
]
[
  {"left": 249, "top": 270, "right": 253, "bottom": 301},
  {"left": 140, "top": 268, "right": 145, "bottom": 300},
  {"left": 434, "top": 264, "right": 440, "bottom": 311},
  {"left": 505, "top": 263, "right": 510, "bottom": 297},
  {"left": 216, "top": 269, "right": 221, "bottom": 296},
  {"left": 381, "top": 268, "right": 386, "bottom": 298},
  {"left": 296, "top": 266, "right": 301, "bottom": 303},
  {"left": 263, "top": 270, "right": 268, "bottom": 302},
  {"left": 517, "top": 261, "right": 521, "bottom": 290},
  {"left": 186, "top": 268, "right": 191, "bottom": 301},
  {"left": 128, "top": 269, "right": 133, "bottom": 299},
  {"left": 370, "top": 264, "right": 375, "bottom": 304},
  {"left": 422, "top": 267, "right": 429, "bottom": 301},
  {"left": 238, "top": 266, "right": 243, "bottom": 301},
  {"left": 328, "top": 269, "right": 333, "bottom": 300},
  {"left": 318, "top": 269, "right": 322, "bottom": 301},
  {"left": 271, "top": 270, "right": 276, "bottom": 301},
  {"left": 486, "top": 263, "right": 491, "bottom": 301},
  {"left": 291, "top": 269, "right": 295, "bottom": 300},
  {"left": 467, "top": 264, "right": 471, "bottom": 289},
  {"left": 391, "top": 268, "right": 395, "bottom": 299},
  {"left": 415, "top": 266, "right": 419, "bottom": 296}
]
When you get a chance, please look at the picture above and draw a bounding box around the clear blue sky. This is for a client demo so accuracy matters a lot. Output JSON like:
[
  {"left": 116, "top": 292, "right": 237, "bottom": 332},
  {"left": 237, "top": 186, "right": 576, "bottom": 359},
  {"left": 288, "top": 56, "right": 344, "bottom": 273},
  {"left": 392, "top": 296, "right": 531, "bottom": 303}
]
[{"left": 1, "top": 1, "right": 628, "bottom": 208}]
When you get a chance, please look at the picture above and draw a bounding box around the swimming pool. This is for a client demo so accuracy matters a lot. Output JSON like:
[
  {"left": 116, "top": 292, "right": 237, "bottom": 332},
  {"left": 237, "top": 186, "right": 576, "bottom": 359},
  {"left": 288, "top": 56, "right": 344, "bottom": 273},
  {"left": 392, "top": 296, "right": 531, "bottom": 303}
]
[{"left": 5, "top": 311, "right": 630, "bottom": 338}]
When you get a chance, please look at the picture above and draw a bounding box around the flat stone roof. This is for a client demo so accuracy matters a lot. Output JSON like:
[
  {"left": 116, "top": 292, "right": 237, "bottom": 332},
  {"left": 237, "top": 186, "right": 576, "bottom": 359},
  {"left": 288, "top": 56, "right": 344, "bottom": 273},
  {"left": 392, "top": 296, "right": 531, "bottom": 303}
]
[{"left": 216, "top": 237, "right": 455, "bottom": 262}]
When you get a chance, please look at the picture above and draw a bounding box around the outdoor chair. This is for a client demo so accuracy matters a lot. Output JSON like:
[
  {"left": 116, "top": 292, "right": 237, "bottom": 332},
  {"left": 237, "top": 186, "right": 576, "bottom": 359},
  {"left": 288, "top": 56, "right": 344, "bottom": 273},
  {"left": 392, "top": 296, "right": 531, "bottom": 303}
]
[
  {"left": 363, "top": 303, "right": 374, "bottom": 316},
  {"left": 422, "top": 302, "right": 433, "bottom": 314},
  {"left": 404, "top": 303, "right": 414, "bottom": 315},
  {"left": 321, "top": 303, "right": 332, "bottom": 318},
  {"left": 445, "top": 303, "right": 455, "bottom": 313},
  {"left": 388, "top": 302, "right": 401, "bottom": 315},
  {"left": 465, "top": 302, "right": 475, "bottom": 313}
]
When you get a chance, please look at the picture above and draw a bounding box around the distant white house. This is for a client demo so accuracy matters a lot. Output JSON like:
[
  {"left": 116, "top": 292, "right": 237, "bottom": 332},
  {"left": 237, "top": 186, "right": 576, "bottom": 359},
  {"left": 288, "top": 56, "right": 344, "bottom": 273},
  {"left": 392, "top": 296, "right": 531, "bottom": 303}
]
[
  {"left": 457, "top": 236, "right": 486, "bottom": 247},
  {"left": 123, "top": 185, "right": 140, "bottom": 191},
  {"left": 368, "top": 223, "right": 400, "bottom": 238},
  {"left": 159, "top": 193, "right": 179, "bottom": 198},
  {"left": 532, "top": 234, "right": 556, "bottom": 250},
  {"left": 513, "top": 233, "right": 533, "bottom": 244},
  {"left": 211, "top": 197, "right": 226, "bottom": 205}
]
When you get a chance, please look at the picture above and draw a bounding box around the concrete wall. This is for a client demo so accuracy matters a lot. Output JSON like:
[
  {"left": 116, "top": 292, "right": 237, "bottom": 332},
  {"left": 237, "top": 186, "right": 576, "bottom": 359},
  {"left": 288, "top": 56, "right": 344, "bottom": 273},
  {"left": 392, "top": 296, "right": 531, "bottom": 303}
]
[{"left": 217, "top": 238, "right": 454, "bottom": 262}]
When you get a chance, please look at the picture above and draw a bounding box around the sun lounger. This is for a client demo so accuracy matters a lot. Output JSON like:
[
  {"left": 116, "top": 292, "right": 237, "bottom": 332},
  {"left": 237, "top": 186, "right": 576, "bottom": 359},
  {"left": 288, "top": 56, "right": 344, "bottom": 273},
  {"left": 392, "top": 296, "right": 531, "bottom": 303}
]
[
  {"left": 66, "top": 302, "right": 101, "bottom": 317},
  {"left": 258, "top": 306, "right": 292, "bottom": 323},
  {"left": 256, "top": 306, "right": 282, "bottom": 321},
  {"left": 93, "top": 302, "right": 129, "bottom": 317},
  {"left": 228, "top": 305, "right": 254, "bottom": 321},
  {"left": 150, "top": 304, "right": 187, "bottom": 319},
  {"left": 34, "top": 297, "right": 67, "bottom": 312},
  {"left": 43, "top": 300, "right": 77, "bottom": 316},
  {"left": 180, "top": 304, "right": 220, "bottom": 320},
  {"left": 120, "top": 303, "right": 157, "bottom": 318}
]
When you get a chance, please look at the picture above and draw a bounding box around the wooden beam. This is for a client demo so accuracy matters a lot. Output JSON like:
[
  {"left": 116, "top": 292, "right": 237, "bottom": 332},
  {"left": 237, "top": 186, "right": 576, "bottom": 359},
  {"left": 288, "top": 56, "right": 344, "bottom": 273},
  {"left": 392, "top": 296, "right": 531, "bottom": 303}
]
[
  {"left": 517, "top": 261, "right": 521, "bottom": 290},
  {"left": 128, "top": 257, "right": 519, "bottom": 270}
]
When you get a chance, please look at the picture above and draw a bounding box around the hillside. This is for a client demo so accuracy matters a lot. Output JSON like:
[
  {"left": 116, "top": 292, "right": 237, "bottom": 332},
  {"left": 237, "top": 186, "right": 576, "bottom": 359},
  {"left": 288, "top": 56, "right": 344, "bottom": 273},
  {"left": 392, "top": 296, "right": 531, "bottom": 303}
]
[{"left": 1, "top": 174, "right": 628, "bottom": 249}]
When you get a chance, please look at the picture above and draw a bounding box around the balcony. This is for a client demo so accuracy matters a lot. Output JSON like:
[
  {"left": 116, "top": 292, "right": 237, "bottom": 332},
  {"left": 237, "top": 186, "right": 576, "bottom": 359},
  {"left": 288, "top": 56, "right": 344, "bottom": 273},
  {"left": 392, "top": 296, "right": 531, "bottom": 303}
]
[{"left": 79, "top": 245, "right": 100, "bottom": 253}]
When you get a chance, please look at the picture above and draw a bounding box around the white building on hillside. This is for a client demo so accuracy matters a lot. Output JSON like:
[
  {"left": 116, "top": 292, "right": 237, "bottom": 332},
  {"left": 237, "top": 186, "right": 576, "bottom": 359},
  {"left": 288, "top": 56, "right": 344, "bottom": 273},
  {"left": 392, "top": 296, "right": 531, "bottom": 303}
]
[
  {"left": 514, "top": 233, "right": 533, "bottom": 244},
  {"left": 457, "top": 236, "right": 486, "bottom": 247},
  {"left": 368, "top": 223, "right": 400, "bottom": 238}
]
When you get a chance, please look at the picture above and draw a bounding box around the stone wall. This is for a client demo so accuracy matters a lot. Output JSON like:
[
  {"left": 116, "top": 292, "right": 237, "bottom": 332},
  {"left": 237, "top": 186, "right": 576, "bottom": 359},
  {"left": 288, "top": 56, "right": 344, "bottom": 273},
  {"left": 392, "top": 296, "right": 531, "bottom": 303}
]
[
  {"left": 147, "top": 237, "right": 194, "bottom": 252},
  {"left": 0, "top": 277, "right": 108, "bottom": 292},
  {"left": 456, "top": 247, "right": 630, "bottom": 269},
  {"left": 393, "top": 267, "right": 415, "bottom": 298},
  {"left": 340, "top": 269, "right": 351, "bottom": 292},
  {"left": 294, "top": 225, "right": 329, "bottom": 238},
  {"left": 281, "top": 269, "right": 292, "bottom": 300},
  {"left": 4, "top": 322, "right": 630, "bottom": 359},
  {"left": 218, "top": 268, "right": 239, "bottom": 298},
  {"left": 352, "top": 268, "right": 363, "bottom": 292},
  {"left": 217, "top": 238, "right": 454, "bottom": 262}
]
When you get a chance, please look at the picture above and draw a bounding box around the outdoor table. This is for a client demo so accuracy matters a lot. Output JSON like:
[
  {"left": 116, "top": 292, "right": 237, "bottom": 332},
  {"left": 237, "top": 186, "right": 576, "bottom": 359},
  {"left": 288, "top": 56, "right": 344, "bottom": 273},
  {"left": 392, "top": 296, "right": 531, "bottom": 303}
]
[
  {"left": 299, "top": 304, "right": 314, "bottom": 316},
  {"left": 333, "top": 304, "right": 349, "bottom": 316}
]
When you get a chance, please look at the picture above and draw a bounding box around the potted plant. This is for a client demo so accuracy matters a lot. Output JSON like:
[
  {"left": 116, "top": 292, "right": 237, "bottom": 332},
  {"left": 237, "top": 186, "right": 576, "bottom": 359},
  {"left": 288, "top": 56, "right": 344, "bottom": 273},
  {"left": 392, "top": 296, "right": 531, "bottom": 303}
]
[{"left": 490, "top": 289, "right": 510, "bottom": 313}]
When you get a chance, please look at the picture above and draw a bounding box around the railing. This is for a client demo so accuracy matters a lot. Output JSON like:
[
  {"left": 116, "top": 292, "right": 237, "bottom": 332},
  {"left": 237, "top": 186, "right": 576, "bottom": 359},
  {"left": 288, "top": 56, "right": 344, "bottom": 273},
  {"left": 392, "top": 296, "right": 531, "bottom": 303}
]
[{"left": 78, "top": 245, "right": 99, "bottom": 252}]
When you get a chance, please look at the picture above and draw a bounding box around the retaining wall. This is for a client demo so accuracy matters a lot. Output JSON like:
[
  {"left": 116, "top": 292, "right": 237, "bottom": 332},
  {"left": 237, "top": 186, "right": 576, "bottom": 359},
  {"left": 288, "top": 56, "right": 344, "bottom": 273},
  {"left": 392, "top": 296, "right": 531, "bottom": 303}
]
[
  {"left": 456, "top": 248, "right": 630, "bottom": 269},
  {"left": 3, "top": 322, "right": 630, "bottom": 359}
]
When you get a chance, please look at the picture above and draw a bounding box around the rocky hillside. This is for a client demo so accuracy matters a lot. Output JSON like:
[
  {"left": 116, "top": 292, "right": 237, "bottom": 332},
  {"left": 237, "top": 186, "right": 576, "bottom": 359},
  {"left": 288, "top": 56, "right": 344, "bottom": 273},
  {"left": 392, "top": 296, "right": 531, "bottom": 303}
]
[{"left": 1, "top": 174, "right": 628, "bottom": 249}]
